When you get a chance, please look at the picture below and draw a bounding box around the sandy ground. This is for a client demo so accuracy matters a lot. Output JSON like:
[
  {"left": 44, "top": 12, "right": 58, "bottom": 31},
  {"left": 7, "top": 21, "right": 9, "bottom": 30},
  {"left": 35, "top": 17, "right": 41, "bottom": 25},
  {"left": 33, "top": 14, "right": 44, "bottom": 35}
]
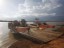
[
  {"left": 9, "top": 35, "right": 64, "bottom": 48},
  {"left": 0, "top": 32, "right": 17, "bottom": 48},
  {"left": 42, "top": 35, "right": 64, "bottom": 48},
  {"left": 9, "top": 28, "right": 64, "bottom": 48}
]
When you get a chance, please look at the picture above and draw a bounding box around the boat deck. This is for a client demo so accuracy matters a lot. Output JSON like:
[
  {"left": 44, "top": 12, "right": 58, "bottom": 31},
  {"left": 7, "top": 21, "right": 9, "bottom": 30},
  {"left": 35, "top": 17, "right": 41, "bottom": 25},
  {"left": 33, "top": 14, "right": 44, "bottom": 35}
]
[{"left": 29, "top": 28, "right": 64, "bottom": 42}]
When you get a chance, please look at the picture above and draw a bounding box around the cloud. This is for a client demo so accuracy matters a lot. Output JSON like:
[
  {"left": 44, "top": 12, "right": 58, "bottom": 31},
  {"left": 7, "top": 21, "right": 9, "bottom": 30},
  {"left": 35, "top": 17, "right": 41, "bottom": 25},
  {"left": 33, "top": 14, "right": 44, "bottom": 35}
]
[
  {"left": 0, "top": 0, "right": 61, "bottom": 19},
  {"left": 16, "top": 0, "right": 62, "bottom": 17},
  {"left": 0, "top": 0, "right": 63, "bottom": 20},
  {"left": 15, "top": 12, "right": 56, "bottom": 17}
]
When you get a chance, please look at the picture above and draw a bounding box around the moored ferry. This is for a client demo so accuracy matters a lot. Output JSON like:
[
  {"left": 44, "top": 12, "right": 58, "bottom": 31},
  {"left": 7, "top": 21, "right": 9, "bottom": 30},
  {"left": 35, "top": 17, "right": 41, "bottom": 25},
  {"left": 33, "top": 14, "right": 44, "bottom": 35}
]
[{"left": 8, "top": 19, "right": 64, "bottom": 44}]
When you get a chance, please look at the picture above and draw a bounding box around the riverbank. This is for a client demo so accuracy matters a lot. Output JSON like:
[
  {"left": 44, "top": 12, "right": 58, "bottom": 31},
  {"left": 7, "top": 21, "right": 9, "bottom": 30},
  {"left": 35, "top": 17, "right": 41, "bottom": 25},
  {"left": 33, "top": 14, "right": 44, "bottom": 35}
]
[{"left": 9, "top": 34, "right": 64, "bottom": 48}]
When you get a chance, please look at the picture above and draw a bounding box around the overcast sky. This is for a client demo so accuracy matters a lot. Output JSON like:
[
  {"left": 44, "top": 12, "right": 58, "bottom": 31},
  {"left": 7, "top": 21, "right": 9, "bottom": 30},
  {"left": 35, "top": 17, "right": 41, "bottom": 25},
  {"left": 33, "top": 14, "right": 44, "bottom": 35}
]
[{"left": 0, "top": 0, "right": 64, "bottom": 20}]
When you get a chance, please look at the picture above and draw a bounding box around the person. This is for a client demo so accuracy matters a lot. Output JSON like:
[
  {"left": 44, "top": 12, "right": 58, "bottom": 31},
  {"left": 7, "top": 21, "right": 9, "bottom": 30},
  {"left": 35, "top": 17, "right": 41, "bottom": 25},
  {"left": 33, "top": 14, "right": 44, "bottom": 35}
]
[
  {"left": 43, "top": 22, "right": 47, "bottom": 25},
  {"left": 13, "top": 20, "right": 20, "bottom": 27},
  {"left": 11, "top": 20, "right": 20, "bottom": 32},
  {"left": 20, "top": 19, "right": 27, "bottom": 27},
  {"left": 35, "top": 18, "right": 41, "bottom": 28},
  {"left": 39, "top": 22, "right": 47, "bottom": 30},
  {"left": 20, "top": 19, "right": 30, "bottom": 33}
]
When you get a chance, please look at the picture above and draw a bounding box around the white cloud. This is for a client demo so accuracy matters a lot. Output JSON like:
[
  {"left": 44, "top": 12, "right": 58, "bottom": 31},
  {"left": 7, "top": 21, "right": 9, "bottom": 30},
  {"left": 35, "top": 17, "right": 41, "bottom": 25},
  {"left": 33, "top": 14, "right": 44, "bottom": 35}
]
[
  {"left": 41, "top": 3, "right": 62, "bottom": 11},
  {"left": 41, "top": 0, "right": 62, "bottom": 11},
  {"left": 14, "top": 0, "right": 62, "bottom": 17},
  {"left": 15, "top": 12, "right": 56, "bottom": 17},
  {"left": 0, "top": 0, "right": 62, "bottom": 20},
  {"left": 42, "top": 0, "right": 46, "bottom": 3}
]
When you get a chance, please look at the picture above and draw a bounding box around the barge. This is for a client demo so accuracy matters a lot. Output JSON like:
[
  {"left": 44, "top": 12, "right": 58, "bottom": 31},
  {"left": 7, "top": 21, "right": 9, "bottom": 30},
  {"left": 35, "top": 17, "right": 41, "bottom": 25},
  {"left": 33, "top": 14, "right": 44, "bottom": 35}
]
[{"left": 8, "top": 20, "right": 64, "bottom": 44}]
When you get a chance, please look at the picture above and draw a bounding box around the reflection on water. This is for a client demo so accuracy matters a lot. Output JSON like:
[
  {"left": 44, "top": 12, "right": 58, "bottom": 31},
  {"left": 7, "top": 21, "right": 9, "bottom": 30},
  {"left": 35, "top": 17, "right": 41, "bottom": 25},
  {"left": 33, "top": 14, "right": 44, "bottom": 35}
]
[
  {"left": 0, "top": 22, "right": 16, "bottom": 48},
  {"left": 0, "top": 22, "right": 9, "bottom": 35},
  {"left": 47, "top": 22, "right": 64, "bottom": 25},
  {"left": 27, "top": 22, "right": 64, "bottom": 25},
  {"left": 0, "top": 22, "right": 9, "bottom": 42}
]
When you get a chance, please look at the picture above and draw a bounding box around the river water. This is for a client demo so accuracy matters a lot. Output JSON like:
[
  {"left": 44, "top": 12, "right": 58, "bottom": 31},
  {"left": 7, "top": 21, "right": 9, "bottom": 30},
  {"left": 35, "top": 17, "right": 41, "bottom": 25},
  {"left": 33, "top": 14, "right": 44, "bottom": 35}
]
[{"left": 0, "top": 22, "right": 16, "bottom": 48}]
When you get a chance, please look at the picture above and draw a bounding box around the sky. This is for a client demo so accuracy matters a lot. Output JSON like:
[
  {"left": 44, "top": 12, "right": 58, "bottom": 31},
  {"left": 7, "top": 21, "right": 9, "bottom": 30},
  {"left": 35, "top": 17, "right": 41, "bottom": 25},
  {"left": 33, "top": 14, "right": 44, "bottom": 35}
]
[{"left": 0, "top": 0, "right": 64, "bottom": 21}]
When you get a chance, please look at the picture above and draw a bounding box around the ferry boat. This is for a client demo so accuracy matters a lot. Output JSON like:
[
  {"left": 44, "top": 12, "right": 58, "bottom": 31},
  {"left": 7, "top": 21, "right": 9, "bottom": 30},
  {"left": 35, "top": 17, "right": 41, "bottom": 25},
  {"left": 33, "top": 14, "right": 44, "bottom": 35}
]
[{"left": 8, "top": 19, "right": 64, "bottom": 44}]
